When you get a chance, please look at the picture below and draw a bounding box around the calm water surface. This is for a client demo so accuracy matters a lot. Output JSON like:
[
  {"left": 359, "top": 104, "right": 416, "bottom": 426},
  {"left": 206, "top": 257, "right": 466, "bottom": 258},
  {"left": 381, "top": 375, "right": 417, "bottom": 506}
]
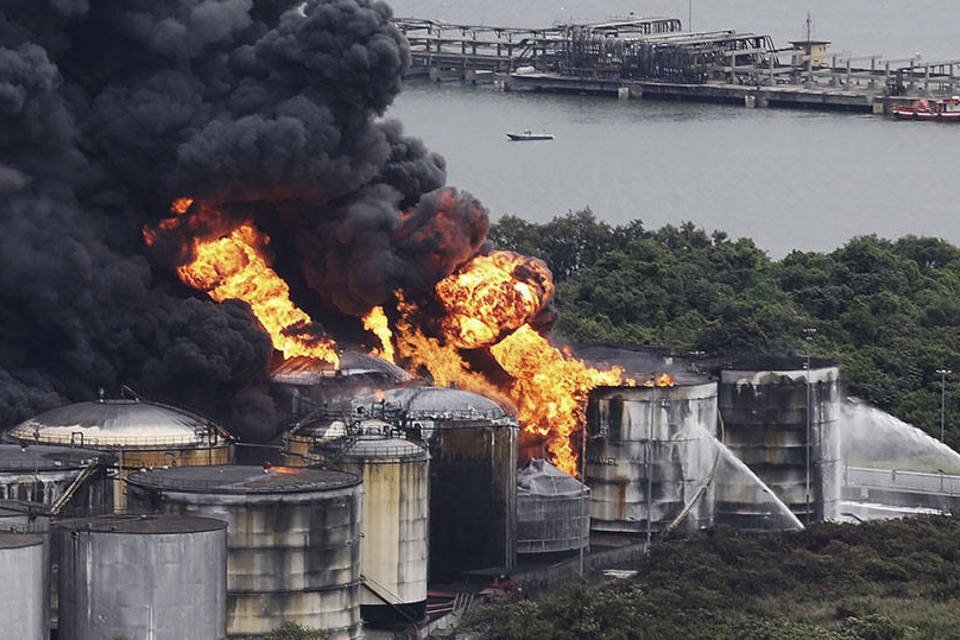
[{"left": 385, "top": 1, "right": 960, "bottom": 257}]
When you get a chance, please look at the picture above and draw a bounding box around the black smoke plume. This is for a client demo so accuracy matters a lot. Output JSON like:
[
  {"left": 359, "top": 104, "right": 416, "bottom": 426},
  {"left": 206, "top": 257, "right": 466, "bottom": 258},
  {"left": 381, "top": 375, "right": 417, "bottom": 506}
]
[{"left": 0, "top": 0, "right": 488, "bottom": 440}]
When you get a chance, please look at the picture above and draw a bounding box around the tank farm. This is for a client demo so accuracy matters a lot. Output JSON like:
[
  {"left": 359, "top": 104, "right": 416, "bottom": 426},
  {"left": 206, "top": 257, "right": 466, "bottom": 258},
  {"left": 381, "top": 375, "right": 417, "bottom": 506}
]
[{"left": 0, "top": 4, "right": 884, "bottom": 639}]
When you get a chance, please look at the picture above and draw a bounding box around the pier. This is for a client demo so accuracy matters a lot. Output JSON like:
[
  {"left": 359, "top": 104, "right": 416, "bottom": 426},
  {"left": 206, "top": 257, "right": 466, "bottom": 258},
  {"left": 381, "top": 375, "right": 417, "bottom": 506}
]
[{"left": 393, "top": 17, "right": 960, "bottom": 114}]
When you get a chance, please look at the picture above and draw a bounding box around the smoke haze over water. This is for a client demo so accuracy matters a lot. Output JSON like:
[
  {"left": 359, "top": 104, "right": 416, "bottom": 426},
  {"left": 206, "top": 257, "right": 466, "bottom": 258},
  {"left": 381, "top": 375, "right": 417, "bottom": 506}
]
[{"left": 0, "top": 0, "right": 488, "bottom": 439}]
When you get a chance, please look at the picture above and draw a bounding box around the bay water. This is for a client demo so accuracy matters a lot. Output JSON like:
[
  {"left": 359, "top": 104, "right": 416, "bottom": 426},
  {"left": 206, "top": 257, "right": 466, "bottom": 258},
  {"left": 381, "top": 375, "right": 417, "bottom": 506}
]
[{"left": 385, "top": 0, "right": 960, "bottom": 257}]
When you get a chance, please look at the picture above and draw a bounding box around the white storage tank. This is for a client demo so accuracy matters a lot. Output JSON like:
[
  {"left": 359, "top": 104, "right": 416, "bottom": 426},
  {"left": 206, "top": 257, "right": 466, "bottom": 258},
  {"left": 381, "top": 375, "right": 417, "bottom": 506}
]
[
  {"left": 0, "top": 532, "right": 47, "bottom": 640},
  {"left": 307, "top": 417, "right": 430, "bottom": 627},
  {"left": 56, "top": 514, "right": 227, "bottom": 640},
  {"left": 126, "top": 465, "right": 363, "bottom": 639}
]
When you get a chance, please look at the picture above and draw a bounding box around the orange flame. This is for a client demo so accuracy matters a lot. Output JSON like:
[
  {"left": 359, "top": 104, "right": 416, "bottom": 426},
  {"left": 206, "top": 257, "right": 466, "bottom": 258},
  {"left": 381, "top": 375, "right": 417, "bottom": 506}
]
[
  {"left": 434, "top": 251, "right": 553, "bottom": 349},
  {"left": 395, "top": 255, "right": 631, "bottom": 475},
  {"left": 643, "top": 373, "right": 675, "bottom": 387},
  {"left": 362, "top": 306, "right": 395, "bottom": 362},
  {"left": 395, "top": 293, "right": 514, "bottom": 407},
  {"left": 168, "top": 219, "right": 339, "bottom": 366},
  {"left": 171, "top": 197, "right": 194, "bottom": 215},
  {"left": 489, "top": 326, "right": 629, "bottom": 475}
]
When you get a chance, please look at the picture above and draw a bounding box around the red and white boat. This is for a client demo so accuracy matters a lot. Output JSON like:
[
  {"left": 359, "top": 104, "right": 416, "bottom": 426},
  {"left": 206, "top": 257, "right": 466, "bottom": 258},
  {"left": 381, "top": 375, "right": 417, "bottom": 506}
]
[{"left": 892, "top": 97, "right": 960, "bottom": 122}]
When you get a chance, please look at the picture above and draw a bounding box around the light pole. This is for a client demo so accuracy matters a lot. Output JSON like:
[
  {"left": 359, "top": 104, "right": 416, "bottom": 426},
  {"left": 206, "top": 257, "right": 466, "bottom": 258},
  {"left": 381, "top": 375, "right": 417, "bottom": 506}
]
[
  {"left": 803, "top": 328, "right": 816, "bottom": 524},
  {"left": 936, "top": 369, "right": 951, "bottom": 442}
]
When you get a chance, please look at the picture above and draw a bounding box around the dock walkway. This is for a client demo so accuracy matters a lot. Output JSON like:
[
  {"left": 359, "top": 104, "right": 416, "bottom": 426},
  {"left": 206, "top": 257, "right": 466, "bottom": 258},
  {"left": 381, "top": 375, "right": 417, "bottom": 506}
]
[{"left": 394, "top": 17, "right": 960, "bottom": 115}]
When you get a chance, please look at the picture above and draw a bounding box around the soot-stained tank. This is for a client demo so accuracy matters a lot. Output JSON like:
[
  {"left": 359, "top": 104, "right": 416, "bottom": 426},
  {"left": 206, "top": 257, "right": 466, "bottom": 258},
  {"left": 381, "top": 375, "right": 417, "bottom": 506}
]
[
  {"left": 4, "top": 397, "right": 234, "bottom": 509},
  {"left": 0, "top": 532, "right": 46, "bottom": 640},
  {"left": 56, "top": 514, "right": 227, "bottom": 640},
  {"left": 718, "top": 358, "right": 841, "bottom": 523},
  {"left": 0, "top": 444, "right": 114, "bottom": 516},
  {"left": 302, "top": 416, "right": 430, "bottom": 627},
  {"left": 368, "top": 386, "right": 518, "bottom": 582},
  {"left": 585, "top": 381, "right": 719, "bottom": 535},
  {"left": 126, "top": 465, "right": 362, "bottom": 639},
  {"left": 270, "top": 352, "right": 412, "bottom": 422},
  {"left": 516, "top": 458, "right": 590, "bottom": 555}
]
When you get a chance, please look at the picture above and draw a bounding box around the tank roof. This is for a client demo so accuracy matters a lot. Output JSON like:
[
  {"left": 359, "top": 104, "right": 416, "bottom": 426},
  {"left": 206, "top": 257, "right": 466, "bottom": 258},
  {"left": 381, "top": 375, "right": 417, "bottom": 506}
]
[
  {"left": 5, "top": 399, "right": 231, "bottom": 449},
  {"left": 0, "top": 444, "right": 113, "bottom": 471},
  {"left": 56, "top": 513, "right": 227, "bottom": 535},
  {"left": 379, "top": 386, "right": 512, "bottom": 422},
  {"left": 317, "top": 431, "right": 428, "bottom": 461},
  {"left": 126, "top": 464, "right": 360, "bottom": 494},
  {"left": 518, "top": 459, "right": 588, "bottom": 497},
  {"left": 270, "top": 352, "right": 411, "bottom": 386},
  {"left": 0, "top": 532, "right": 44, "bottom": 549}
]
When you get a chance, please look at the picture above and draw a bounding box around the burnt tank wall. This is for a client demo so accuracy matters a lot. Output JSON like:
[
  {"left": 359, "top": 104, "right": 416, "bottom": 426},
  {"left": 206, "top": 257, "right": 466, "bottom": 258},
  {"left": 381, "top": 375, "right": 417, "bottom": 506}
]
[
  {"left": 427, "top": 421, "right": 517, "bottom": 582},
  {"left": 585, "top": 382, "right": 718, "bottom": 535},
  {"left": 718, "top": 365, "right": 841, "bottom": 522}
]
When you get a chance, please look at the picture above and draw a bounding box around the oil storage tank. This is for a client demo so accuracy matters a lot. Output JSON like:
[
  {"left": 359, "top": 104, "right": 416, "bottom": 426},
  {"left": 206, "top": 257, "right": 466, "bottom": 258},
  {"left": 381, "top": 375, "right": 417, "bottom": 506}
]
[
  {"left": 0, "top": 444, "right": 113, "bottom": 516},
  {"left": 367, "top": 386, "right": 518, "bottom": 583},
  {"left": 585, "top": 381, "right": 718, "bottom": 535},
  {"left": 56, "top": 514, "right": 226, "bottom": 640},
  {"left": 718, "top": 358, "right": 841, "bottom": 523},
  {"left": 516, "top": 458, "right": 590, "bottom": 555},
  {"left": 4, "top": 396, "right": 234, "bottom": 509},
  {"left": 126, "top": 465, "right": 362, "bottom": 639},
  {"left": 302, "top": 416, "right": 430, "bottom": 627},
  {"left": 0, "top": 532, "right": 46, "bottom": 640}
]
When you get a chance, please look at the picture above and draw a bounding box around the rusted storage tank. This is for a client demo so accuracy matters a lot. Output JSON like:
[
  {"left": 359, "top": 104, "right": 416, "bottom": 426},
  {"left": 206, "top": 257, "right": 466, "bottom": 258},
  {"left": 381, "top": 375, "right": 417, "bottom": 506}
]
[
  {"left": 305, "top": 417, "right": 430, "bottom": 627},
  {"left": 718, "top": 358, "right": 841, "bottom": 523},
  {"left": 56, "top": 514, "right": 226, "bottom": 640},
  {"left": 0, "top": 532, "right": 46, "bottom": 640},
  {"left": 371, "top": 386, "right": 518, "bottom": 582},
  {"left": 516, "top": 458, "right": 590, "bottom": 555},
  {"left": 126, "top": 465, "right": 362, "bottom": 639},
  {"left": 4, "top": 397, "right": 233, "bottom": 509},
  {"left": 0, "top": 444, "right": 113, "bottom": 516},
  {"left": 585, "top": 382, "right": 718, "bottom": 535}
]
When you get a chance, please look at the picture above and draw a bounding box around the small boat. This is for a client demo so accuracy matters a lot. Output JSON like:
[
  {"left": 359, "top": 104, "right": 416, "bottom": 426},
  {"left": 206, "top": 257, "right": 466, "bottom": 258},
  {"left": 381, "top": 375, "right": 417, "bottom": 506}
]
[
  {"left": 892, "top": 97, "right": 960, "bottom": 122},
  {"left": 506, "top": 129, "right": 555, "bottom": 141}
]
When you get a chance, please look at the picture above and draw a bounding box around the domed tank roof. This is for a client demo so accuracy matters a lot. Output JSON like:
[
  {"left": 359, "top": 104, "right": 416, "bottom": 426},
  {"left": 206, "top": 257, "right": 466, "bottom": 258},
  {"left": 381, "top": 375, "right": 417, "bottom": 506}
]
[
  {"left": 379, "top": 386, "right": 511, "bottom": 422},
  {"left": 319, "top": 420, "right": 428, "bottom": 461},
  {"left": 5, "top": 399, "right": 230, "bottom": 449},
  {"left": 518, "top": 459, "right": 588, "bottom": 498}
]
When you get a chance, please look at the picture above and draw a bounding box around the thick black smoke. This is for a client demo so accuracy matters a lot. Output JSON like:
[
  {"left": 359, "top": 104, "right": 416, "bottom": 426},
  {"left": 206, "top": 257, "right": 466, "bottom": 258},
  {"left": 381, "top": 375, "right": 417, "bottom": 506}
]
[{"left": 0, "top": 0, "right": 487, "bottom": 439}]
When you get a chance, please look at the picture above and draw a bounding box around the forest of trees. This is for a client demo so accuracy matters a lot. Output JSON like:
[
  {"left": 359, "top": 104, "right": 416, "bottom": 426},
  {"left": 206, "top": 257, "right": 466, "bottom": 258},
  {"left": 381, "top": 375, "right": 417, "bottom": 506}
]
[{"left": 490, "top": 210, "right": 960, "bottom": 445}]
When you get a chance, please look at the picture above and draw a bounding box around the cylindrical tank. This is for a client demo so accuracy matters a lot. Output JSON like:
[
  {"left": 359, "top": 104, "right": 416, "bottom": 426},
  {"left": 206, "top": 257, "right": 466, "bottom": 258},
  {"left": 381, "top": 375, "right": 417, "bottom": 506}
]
[
  {"left": 305, "top": 417, "right": 430, "bottom": 627},
  {"left": 370, "top": 387, "right": 517, "bottom": 583},
  {"left": 0, "top": 444, "right": 114, "bottom": 516},
  {"left": 516, "top": 459, "right": 590, "bottom": 555},
  {"left": 56, "top": 514, "right": 226, "bottom": 640},
  {"left": 0, "top": 532, "right": 47, "bottom": 640},
  {"left": 4, "top": 397, "right": 234, "bottom": 509},
  {"left": 718, "top": 359, "right": 841, "bottom": 523},
  {"left": 585, "top": 382, "right": 718, "bottom": 535},
  {"left": 126, "top": 465, "right": 362, "bottom": 639}
]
